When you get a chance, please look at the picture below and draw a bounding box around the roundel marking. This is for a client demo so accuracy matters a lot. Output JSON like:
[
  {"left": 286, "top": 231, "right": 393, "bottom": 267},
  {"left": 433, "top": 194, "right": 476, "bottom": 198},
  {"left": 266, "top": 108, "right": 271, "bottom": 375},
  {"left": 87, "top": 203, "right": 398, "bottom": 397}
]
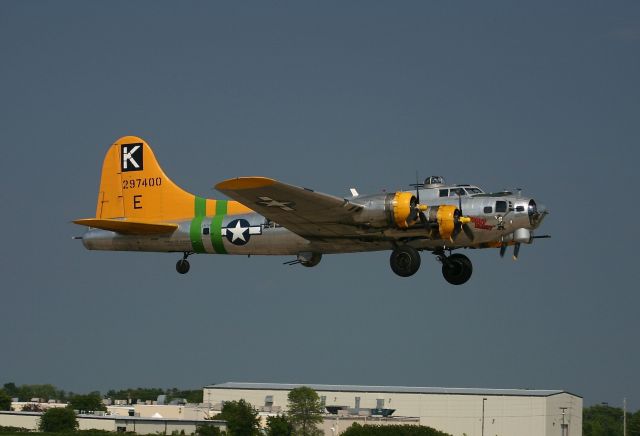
[{"left": 225, "top": 219, "right": 251, "bottom": 245}]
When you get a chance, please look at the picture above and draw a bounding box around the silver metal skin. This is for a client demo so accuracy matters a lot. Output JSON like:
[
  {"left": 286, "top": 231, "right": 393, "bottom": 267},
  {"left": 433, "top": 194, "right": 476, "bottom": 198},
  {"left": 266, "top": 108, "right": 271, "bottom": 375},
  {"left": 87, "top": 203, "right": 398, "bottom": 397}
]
[{"left": 82, "top": 181, "right": 547, "bottom": 257}]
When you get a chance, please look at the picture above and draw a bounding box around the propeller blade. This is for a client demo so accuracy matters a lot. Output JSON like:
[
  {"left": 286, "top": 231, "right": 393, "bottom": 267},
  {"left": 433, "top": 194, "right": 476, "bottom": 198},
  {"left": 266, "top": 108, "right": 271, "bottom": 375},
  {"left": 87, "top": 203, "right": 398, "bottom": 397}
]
[
  {"left": 513, "top": 242, "right": 521, "bottom": 260},
  {"left": 499, "top": 245, "right": 507, "bottom": 258},
  {"left": 418, "top": 210, "right": 429, "bottom": 230},
  {"left": 462, "top": 223, "right": 475, "bottom": 241}
]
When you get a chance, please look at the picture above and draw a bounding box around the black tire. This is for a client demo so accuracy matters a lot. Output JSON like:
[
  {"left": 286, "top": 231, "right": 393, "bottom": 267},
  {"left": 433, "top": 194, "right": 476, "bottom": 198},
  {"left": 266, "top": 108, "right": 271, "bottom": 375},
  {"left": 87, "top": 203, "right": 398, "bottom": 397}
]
[
  {"left": 390, "top": 246, "right": 421, "bottom": 277},
  {"left": 176, "top": 259, "right": 190, "bottom": 274},
  {"left": 301, "top": 253, "right": 322, "bottom": 268},
  {"left": 442, "top": 253, "right": 472, "bottom": 285}
]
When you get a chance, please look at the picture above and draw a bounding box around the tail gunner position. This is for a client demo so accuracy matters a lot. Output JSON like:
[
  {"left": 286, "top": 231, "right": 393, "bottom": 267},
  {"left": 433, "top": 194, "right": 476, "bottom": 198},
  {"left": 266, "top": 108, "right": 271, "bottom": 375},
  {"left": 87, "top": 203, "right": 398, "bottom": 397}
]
[{"left": 74, "top": 136, "right": 549, "bottom": 285}]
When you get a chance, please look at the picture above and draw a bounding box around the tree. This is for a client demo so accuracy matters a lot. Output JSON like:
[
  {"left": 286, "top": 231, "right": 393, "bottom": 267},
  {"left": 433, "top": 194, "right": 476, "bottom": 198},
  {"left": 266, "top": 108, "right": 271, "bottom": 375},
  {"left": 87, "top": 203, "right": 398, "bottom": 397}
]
[
  {"left": 196, "top": 423, "right": 222, "bottom": 436},
  {"left": 214, "top": 399, "right": 260, "bottom": 436},
  {"left": 342, "top": 423, "right": 452, "bottom": 436},
  {"left": 0, "top": 390, "right": 11, "bottom": 411},
  {"left": 15, "top": 384, "right": 63, "bottom": 402},
  {"left": 39, "top": 407, "right": 78, "bottom": 433},
  {"left": 265, "top": 415, "right": 293, "bottom": 436},
  {"left": 68, "top": 392, "right": 107, "bottom": 413},
  {"left": 287, "top": 387, "right": 323, "bottom": 436},
  {"left": 106, "top": 387, "right": 164, "bottom": 403},
  {"left": 2, "top": 383, "right": 18, "bottom": 398},
  {"left": 583, "top": 404, "right": 626, "bottom": 436},
  {"left": 629, "top": 410, "right": 640, "bottom": 436}
]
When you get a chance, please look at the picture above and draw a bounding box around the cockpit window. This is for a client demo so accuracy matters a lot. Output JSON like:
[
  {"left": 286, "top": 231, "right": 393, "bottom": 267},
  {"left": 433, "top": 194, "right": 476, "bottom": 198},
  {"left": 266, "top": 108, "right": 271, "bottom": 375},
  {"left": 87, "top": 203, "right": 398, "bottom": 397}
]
[
  {"left": 495, "top": 201, "right": 507, "bottom": 213},
  {"left": 439, "top": 189, "right": 449, "bottom": 197},
  {"left": 450, "top": 188, "right": 466, "bottom": 196},
  {"left": 466, "top": 187, "right": 483, "bottom": 194}
]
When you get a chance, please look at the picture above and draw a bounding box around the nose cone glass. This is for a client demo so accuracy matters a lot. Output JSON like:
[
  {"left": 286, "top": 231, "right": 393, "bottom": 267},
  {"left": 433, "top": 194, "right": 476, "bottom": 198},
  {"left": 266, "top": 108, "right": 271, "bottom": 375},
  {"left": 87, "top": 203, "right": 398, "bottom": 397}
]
[{"left": 528, "top": 199, "right": 548, "bottom": 227}]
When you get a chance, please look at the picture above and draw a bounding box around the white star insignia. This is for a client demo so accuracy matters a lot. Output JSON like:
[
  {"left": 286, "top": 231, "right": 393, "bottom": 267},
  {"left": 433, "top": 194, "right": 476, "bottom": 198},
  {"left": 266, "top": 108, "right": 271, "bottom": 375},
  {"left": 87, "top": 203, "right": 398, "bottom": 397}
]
[{"left": 227, "top": 220, "right": 248, "bottom": 242}]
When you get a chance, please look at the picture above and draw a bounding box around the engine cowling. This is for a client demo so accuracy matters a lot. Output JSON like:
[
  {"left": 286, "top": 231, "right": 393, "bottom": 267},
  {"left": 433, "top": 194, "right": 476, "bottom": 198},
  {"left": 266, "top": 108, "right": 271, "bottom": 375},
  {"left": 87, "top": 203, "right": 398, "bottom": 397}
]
[
  {"left": 421, "top": 204, "right": 462, "bottom": 240},
  {"left": 390, "top": 192, "right": 417, "bottom": 229}
]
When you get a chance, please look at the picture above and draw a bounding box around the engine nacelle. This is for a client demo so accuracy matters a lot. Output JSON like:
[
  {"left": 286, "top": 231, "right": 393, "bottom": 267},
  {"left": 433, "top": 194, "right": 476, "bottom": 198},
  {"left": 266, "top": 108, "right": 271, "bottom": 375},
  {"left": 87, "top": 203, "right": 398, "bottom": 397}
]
[
  {"left": 422, "top": 204, "right": 461, "bottom": 240},
  {"left": 351, "top": 192, "right": 417, "bottom": 229},
  {"left": 352, "top": 192, "right": 462, "bottom": 238}
]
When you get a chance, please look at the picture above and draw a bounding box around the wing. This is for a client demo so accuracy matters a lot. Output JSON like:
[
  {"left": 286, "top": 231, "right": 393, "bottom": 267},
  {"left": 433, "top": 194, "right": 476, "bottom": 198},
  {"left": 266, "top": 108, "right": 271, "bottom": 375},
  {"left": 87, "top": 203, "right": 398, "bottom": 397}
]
[{"left": 215, "top": 177, "right": 363, "bottom": 238}]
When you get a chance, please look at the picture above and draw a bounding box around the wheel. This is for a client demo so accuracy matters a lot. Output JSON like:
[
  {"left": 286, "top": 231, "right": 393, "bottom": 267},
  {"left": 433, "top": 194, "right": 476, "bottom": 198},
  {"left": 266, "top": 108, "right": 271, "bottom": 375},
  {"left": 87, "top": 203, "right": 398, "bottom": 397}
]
[
  {"left": 301, "top": 252, "right": 322, "bottom": 268},
  {"left": 390, "top": 245, "right": 421, "bottom": 277},
  {"left": 176, "top": 259, "right": 190, "bottom": 274},
  {"left": 441, "top": 253, "right": 472, "bottom": 285}
]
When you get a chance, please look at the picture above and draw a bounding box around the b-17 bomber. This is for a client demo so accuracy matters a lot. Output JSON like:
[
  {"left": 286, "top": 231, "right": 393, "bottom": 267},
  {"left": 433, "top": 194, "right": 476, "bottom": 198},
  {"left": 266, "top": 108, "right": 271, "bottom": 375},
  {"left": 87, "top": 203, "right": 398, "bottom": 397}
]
[{"left": 74, "top": 136, "right": 549, "bottom": 285}]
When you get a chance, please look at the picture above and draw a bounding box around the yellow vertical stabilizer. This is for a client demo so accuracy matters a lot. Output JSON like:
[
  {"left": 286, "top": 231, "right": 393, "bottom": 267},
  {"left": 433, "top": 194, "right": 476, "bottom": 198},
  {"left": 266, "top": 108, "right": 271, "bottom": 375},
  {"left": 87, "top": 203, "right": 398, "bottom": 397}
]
[{"left": 94, "top": 136, "right": 225, "bottom": 221}]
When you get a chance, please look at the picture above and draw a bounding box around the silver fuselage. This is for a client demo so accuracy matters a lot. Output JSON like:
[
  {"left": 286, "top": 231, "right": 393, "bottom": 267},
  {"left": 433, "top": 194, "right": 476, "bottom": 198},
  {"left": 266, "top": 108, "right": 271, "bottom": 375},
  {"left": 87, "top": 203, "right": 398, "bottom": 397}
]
[{"left": 81, "top": 185, "right": 546, "bottom": 256}]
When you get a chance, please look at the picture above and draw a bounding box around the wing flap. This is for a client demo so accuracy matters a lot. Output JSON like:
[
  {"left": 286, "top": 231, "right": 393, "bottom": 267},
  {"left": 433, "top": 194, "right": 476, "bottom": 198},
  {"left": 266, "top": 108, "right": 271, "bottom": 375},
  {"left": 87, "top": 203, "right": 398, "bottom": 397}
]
[{"left": 73, "top": 218, "right": 178, "bottom": 235}]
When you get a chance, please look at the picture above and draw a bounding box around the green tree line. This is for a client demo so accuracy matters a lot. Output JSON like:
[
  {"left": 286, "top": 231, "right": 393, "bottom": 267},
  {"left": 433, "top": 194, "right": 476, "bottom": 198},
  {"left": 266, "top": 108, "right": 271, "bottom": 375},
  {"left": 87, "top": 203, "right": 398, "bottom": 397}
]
[
  {"left": 1, "top": 382, "right": 201, "bottom": 405},
  {"left": 584, "top": 404, "right": 640, "bottom": 436}
]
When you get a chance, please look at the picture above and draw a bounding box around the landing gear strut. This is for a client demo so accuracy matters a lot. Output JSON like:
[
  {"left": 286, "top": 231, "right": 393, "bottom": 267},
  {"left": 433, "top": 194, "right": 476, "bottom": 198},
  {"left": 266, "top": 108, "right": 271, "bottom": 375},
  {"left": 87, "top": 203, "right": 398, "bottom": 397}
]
[
  {"left": 390, "top": 245, "right": 421, "bottom": 277},
  {"left": 176, "top": 252, "right": 192, "bottom": 274},
  {"left": 436, "top": 251, "right": 473, "bottom": 285}
]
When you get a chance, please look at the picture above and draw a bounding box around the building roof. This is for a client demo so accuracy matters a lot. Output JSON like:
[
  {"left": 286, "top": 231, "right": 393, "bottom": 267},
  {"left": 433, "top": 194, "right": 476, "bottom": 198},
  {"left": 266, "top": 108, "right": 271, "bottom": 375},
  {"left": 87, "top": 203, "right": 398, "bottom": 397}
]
[{"left": 204, "top": 382, "right": 579, "bottom": 398}]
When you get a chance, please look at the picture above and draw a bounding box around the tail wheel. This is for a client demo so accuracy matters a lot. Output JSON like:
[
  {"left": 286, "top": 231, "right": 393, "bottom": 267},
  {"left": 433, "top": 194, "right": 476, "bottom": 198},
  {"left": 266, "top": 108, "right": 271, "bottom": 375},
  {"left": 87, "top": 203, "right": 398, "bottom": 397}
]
[
  {"left": 390, "top": 245, "right": 421, "bottom": 277},
  {"left": 300, "top": 252, "right": 322, "bottom": 268},
  {"left": 176, "top": 259, "right": 190, "bottom": 274},
  {"left": 442, "top": 253, "right": 472, "bottom": 285}
]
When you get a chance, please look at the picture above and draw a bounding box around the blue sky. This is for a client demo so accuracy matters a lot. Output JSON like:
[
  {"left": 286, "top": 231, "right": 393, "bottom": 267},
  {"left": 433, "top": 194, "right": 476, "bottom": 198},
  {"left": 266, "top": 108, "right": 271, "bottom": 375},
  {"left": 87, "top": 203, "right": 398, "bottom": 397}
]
[{"left": 1, "top": 1, "right": 639, "bottom": 410}]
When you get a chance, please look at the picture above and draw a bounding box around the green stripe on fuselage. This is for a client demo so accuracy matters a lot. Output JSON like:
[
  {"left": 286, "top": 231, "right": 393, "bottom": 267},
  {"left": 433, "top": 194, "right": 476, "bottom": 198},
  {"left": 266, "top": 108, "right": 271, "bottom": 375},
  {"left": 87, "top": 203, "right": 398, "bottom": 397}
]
[
  {"left": 211, "top": 200, "right": 228, "bottom": 254},
  {"left": 190, "top": 196, "right": 207, "bottom": 253},
  {"left": 195, "top": 196, "right": 206, "bottom": 216}
]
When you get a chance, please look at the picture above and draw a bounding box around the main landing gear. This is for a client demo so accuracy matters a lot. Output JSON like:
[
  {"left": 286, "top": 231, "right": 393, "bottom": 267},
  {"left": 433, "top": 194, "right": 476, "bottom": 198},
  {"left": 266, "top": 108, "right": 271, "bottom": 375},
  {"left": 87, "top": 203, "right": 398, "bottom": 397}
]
[
  {"left": 176, "top": 252, "right": 192, "bottom": 274},
  {"left": 389, "top": 245, "right": 421, "bottom": 277},
  {"left": 389, "top": 246, "right": 473, "bottom": 285},
  {"left": 436, "top": 250, "right": 473, "bottom": 285}
]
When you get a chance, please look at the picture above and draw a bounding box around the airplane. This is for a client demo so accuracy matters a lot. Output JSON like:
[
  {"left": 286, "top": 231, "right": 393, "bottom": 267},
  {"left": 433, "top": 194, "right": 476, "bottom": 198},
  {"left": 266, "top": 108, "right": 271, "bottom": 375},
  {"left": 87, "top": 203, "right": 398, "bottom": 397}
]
[{"left": 73, "top": 136, "right": 549, "bottom": 285}]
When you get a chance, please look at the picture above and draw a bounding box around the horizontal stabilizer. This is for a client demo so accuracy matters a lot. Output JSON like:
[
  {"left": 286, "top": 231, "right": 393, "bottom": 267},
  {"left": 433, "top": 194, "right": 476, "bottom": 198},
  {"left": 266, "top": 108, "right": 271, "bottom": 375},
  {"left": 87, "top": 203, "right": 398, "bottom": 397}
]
[{"left": 73, "top": 218, "right": 178, "bottom": 235}]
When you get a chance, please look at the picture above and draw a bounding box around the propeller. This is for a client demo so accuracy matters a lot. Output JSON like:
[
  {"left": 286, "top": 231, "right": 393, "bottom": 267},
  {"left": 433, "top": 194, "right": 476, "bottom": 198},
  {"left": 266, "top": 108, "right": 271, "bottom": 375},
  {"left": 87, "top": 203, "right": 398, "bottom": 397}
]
[
  {"left": 513, "top": 243, "right": 521, "bottom": 260},
  {"left": 499, "top": 242, "right": 522, "bottom": 260},
  {"left": 413, "top": 173, "right": 430, "bottom": 231},
  {"left": 454, "top": 192, "right": 475, "bottom": 241},
  {"left": 410, "top": 175, "right": 472, "bottom": 240}
]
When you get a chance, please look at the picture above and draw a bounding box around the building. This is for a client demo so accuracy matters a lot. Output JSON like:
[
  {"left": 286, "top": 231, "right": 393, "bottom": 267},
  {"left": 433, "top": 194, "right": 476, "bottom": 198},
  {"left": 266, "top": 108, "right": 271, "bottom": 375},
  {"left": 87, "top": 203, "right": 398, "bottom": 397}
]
[
  {"left": 204, "top": 382, "right": 582, "bottom": 436},
  {"left": 0, "top": 411, "right": 226, "bottom": 435}
]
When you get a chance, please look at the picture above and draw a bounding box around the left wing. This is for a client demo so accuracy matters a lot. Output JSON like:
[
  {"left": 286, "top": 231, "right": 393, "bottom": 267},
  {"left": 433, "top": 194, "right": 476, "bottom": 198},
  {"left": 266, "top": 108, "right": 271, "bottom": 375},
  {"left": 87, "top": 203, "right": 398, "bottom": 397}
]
[{"left": 215, "top": 177, "right": 363, "bottom": 238}]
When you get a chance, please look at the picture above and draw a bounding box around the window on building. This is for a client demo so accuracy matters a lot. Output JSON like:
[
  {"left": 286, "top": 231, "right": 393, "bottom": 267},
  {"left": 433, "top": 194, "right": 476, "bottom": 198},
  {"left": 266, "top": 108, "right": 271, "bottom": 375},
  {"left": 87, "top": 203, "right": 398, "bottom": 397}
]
[
  {"left": 265, "top": 395, "right": 273, "bottom": 407},
  {"left": 376, "top": 399, "right": 384, "bottom": 409}
]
